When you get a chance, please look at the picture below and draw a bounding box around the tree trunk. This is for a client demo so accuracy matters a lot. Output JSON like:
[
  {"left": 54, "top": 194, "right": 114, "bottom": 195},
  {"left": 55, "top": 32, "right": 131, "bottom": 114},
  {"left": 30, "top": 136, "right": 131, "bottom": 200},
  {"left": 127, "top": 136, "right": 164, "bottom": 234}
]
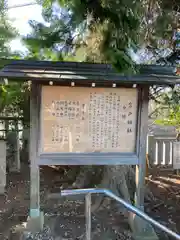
[
  {"left": 72, "top": 165, "right": 153, "bottom": 222},
  {"left": 20, "top": 128, "right": 30, "bottom": 163},
  {"left": 72, "top": 165, "right": 135, "bottom": 214},
  {"left": 176, "top": 132, "right": 180, "bottom": 142}
]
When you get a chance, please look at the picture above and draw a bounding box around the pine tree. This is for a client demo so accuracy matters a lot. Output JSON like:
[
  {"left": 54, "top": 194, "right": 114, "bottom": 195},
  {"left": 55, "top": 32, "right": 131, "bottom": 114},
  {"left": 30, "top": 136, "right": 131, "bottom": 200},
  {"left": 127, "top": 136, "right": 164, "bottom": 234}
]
[
  {"left": 0, "top": 0, "right": 17, "bottom": 58},
  {"left": 25, "top": 0, "right": 180, "bottom": 66},
  {"left": 24, "top": 0, "right": 142, "bottom": 72},
  {"left": 138, "top": 0, "right": 180, "bottom": 64}
]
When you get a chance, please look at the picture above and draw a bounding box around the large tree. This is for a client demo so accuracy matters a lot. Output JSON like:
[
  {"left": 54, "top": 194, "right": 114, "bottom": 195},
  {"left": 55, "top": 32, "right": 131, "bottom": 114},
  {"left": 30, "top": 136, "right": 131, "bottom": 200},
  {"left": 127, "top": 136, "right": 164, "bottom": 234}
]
[
  {"left": 24, "top": 0, "right": 143, "bottom": 206},
  {"left": 138, "top": 0, "right": 180, "bottom": 64},
  {"left": 25, "top": 0, "right": 180, "bottom": 64},
  {"left": 24, "top": 0, "right": 142, "bottom": 72}
]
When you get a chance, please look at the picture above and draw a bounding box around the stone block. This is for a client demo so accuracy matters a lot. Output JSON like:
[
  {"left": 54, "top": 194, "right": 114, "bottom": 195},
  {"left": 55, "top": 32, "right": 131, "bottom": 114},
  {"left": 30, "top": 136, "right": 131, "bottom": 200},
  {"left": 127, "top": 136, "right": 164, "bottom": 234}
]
[
  {"left": 26, "top": 211, "right": 44, "bottom": 233},
  {"left": 132, "top": 215, "right": 159, "bottom": 240}
]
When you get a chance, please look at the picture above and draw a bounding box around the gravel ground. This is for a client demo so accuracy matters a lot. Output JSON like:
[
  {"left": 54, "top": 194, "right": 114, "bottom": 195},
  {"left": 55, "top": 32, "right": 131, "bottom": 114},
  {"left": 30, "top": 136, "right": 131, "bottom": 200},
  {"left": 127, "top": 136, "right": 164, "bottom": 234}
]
[{"left": 0, "top": 165, "right": 180, "bottom": 239}]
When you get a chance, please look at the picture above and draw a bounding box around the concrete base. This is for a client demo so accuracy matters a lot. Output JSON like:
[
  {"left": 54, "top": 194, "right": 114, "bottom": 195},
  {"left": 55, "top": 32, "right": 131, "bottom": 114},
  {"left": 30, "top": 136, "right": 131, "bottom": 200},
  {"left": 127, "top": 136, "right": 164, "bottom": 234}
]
[
  {"left": 26, "top": 211, "right": 44, "bottom": 233},
  {"left": 133, "top": 227, "right": 159, "bottom": 240},
  {"left": 133, "top": 235, "right": 158, "bottom": 240},
  {"left": 131, "top": 215, "right": 159, "bottom": 240},
  {"left": 0, "top": 186, "right": 5, "bottom": 194}
]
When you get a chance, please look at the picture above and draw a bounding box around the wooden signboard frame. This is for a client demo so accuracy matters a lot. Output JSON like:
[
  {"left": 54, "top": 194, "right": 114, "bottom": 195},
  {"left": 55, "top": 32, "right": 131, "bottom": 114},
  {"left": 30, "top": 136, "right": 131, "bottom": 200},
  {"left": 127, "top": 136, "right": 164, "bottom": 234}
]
[
  {"left": 29, "top": 82, "right": 148, "bottom": 223},
  {"left": 38, "top": 85, "right": 143, "bottom": 165},
  {"left": 0, "top": 60, "right": 179, "bottom": 235}
]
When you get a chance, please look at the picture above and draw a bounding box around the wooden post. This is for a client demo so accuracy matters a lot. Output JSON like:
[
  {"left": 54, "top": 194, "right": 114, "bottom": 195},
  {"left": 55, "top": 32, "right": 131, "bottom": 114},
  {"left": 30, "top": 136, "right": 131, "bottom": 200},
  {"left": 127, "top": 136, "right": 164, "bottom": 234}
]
[
  {"left": 146, "top": 135, "right": 155, "bottom": 166},
  {"left": 5, "top": 120, "right": 8, "bottom": 139},
  {"left": 0, "top": 140, "right": 6, "bottom": 194},
  {"left": 132, "top": 87, "right": 158, "bottom": 240},
  {"left": 22, "top": 127, "right": 30, "bottom": 163},
  {"left": 14, "top": 120, "right": 20, "bottom": 171},
  {"left": 135, "top": 87, "right": 149, "bottom": 209},
  {"left": 27, "top": 83, "right": 44, "bottom": 232},
  {"left": 30, "top": 83, "right": 40, "bottom": 217},
  {"left": 85, "top": 193, "right": 91, "bottom": 240}
]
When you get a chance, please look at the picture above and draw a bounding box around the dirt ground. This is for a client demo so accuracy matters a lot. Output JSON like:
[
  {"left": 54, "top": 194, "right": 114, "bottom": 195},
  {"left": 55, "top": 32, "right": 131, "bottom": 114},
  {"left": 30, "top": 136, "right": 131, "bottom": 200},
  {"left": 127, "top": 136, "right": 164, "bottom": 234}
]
[{"left": 0, "top": 164, "right": 180, "bottom": 240}]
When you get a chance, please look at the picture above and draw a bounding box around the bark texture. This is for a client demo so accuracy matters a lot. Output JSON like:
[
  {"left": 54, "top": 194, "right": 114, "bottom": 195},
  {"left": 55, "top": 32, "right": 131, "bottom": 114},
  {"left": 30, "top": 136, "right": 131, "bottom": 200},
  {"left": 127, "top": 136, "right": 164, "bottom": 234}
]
[{"left": 72, "top": 165, "right": 136, "bottom": 216}]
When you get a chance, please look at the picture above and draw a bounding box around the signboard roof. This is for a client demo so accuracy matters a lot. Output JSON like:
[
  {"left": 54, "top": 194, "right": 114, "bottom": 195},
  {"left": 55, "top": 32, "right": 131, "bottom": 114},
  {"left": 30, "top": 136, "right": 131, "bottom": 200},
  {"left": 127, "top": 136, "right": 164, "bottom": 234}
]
[{"left": 0, "top": 60, "right": 179, "bottom": 86}]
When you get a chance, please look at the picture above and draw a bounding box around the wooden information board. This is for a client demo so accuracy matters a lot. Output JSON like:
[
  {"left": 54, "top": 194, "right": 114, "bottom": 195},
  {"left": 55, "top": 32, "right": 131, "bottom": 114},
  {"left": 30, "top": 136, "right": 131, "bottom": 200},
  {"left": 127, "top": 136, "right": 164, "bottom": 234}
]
[{"left": 40, "top": 86, "right": 138, "bottom": 154}]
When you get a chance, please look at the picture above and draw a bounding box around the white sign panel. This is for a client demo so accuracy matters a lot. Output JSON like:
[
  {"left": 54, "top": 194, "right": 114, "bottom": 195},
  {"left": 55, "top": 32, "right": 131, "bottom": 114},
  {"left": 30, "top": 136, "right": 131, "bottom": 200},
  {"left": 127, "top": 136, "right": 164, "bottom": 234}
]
[{"left": 41, "top": 86, "right": 138, "bottom": 154}]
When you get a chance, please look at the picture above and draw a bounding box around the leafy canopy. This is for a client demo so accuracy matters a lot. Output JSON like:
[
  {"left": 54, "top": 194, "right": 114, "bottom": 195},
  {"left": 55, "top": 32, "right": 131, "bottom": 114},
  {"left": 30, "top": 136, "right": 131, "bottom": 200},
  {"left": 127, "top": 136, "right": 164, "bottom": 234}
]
[
  {"left": 0, "top": 0, "right": 17, "bottom": 58},
  {"left": 25, "top": 0, "right": 180, "bottom": 67},
  {"left": 25, "top": 0, "right": 142, "bottom": 72},
  {"left": 155, "top": 86, "right": 180, "bottom": 134},
  {"left": 0, "top": 1, "right": 25, "bottom": 118}
]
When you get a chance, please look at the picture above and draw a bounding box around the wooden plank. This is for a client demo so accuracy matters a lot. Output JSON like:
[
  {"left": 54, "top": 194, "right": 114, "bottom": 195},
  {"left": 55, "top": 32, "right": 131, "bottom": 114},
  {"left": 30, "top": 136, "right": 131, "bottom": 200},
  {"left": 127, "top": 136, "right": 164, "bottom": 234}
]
[
  {"left": 85, "top": 193, "right": 91, "bottom": 240},
  {"left": 0, "top": 117, "right": 24, "bottom": 120},
  {"left": 135, "top": 86, "right": 149, "bottom": 209},
  {"left": 14, "top": 121, "right": 20, "bottom": 171},
  {"left": 146, "top": 135, "right": 155, "bottom": 166},
  {"left": 38, "top": 152, "right": 139, "bottom": 165},
  {"left": 173, "top": 142, "right": 180, "bottom": 169},
  {"left": 29, "top": 83, "right": 40, "bottom": 218},
  {"left": 154, "top": 136, "right": 176, "bottom": 140},
  {"left": 135, "top": 88, "right": 142, "bottom": 156},
  {"left": 133, "top": 87, "right": 159, "bottom": 239},
  {"left": 0, "top": 140, "right": 6, "bottom": 194},
  {"left": 158, "top": 140, "right": 163, "bottom": 165},
  {"left": 164, "top": 140, "right": 170, "bottom": 165}
]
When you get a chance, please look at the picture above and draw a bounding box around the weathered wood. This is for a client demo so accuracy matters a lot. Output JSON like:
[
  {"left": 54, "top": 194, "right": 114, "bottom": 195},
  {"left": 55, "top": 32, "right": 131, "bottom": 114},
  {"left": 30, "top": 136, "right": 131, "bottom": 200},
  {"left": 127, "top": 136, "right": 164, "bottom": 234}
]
[
  {"left": 13, "top": 122, "right": 20, "bottom": 172},
  {"left": 0, "top": 60, "right": 179, "bottom": 85},
  {"left": 29, "top": 83, "right": 40, "bottom": 218},
  {"left": 38, "top": 152, "right": 139, "bottom": 165},
  {"left": 173, "top": 142, "right": 180, "bottom": 169},
  {"left": 21, "top": 128, "right": 30, "bottom": 162},
  {"left": 133, "top": 87, "right": 158, "bottom": 240},
  {"left": 85, "top": 193, "right": 91, "bottom": 240},
  {"left": 0, "top": 116, "right": 24, "bottom": 120},
  {"left": 0, "top": 140, "right": 6, "bottom": 194},
  {"left": 135, "top": 87, "right": 149, "bottom": 209},
  {"left": 5, "top": 120, "right": 8, "bottom": 139},
  {"left": 27, "top": 83, "right": 44, "bottom": 232}
]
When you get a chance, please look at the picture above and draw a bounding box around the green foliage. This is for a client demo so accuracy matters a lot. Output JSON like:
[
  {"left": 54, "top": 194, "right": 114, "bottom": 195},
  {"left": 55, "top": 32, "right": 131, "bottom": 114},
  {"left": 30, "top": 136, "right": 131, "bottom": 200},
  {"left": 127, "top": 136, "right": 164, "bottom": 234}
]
[
  {"left": 155, "top": 87, "right": 180, "bottom": 132},
  {"left": 0, "top": 1, "right": 22, "bottom": 116},
  {"left": 0, "top": 1, "right": 24, "bottom": 122},
  {"left": 140, "top": 0, "right": 180, "bottom": 64},
  {"left": 0, "top": 82, "right": 24, "bottom": 114},
  {"left": 0, "top": 0, "right": 18, "bottom": 58},
  {"left": 156, "top": 108, "right": 180, "bottom": 128},
  {"left": 24, "top": 0, "right": 180, "bottom": 67},
  {"left": 24, "top": 0, "right": 142, "bottom": 72},
  {"left": 0, "top": 81, "right": 30, "bottom": 124}
]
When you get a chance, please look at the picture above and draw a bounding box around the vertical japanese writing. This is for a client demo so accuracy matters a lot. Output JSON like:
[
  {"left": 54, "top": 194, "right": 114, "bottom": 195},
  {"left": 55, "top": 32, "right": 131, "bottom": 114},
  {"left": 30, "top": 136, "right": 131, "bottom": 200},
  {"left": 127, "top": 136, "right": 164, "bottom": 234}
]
[
  {"left": 88, "top": 92, "right": 135, "bottom": 149},
  {"left": 43, "top": 87, "right": 137, "bottom": 153}
]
